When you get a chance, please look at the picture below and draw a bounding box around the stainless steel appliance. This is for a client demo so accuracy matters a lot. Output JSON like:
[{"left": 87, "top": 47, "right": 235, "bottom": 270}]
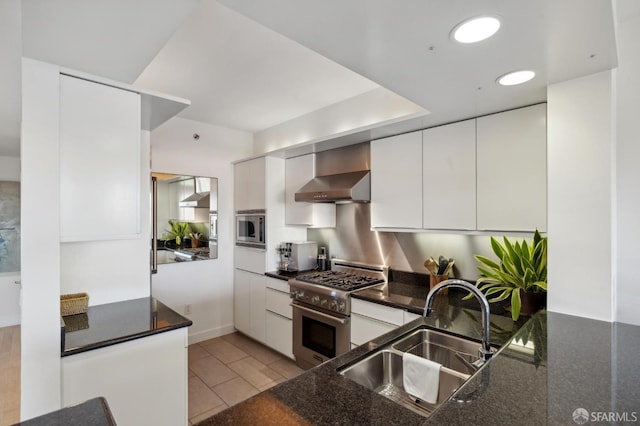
[
  {"left": 279, "top": 241, "right": 317, "bottom": 272},
  {"left": 290, "top": 260, "right": 388, "bottom": 369},
  {"left": 235, "top": 210, "right": 265, "bottom": 248},
  {"left": 294, "top": 142, "right": 371, "bottom": 203}
]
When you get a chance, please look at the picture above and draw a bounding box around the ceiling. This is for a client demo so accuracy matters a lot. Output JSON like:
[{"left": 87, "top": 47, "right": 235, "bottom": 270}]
[
  {"left": 2, "top": 0, "right": 621, "bottom": 158},
  {"left": 0, "top": 0, "right": 200, "bottom": 157},
  {"left": 134, "top": 1, "right": 382, "bottom": 133},
  {"left": 218, "top": 0, "right": 618, "bottom": 130}
]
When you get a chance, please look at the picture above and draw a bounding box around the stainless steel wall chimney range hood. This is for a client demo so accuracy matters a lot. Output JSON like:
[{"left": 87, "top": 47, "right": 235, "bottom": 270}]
[
  {"left": 294, "top": 142, "right": 371, "bottom": 203},
  {"left": 179, "top": 177, "right": 210, "bottom": 208}
]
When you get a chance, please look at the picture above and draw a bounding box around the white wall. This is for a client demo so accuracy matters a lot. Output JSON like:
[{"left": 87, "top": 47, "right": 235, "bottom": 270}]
[
  {"left": 0, "top": 156, "right": 20, "bottom": 179},
  {"left": 614, "top": 1, "right": 640, "bottom": 326},
  {"left": 151, "top": 117, "right": 253, "bottom": 343},
  {"left": 0, "top": 156, "right": 21, "bottom": 327},
  {"left": 547, "top": 70, "right": 614, "bottom": 321},
  {"left": 20, "top": 58, "right": 62, "bottom": 420}
]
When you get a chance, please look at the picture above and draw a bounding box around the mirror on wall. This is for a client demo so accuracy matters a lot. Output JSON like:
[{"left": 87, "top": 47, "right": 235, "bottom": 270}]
[
  {"left": 0, "top": 181, "right": 20, "bottom": 273},
  {"left": 152, "top": 173, "right": 218, "bottom": 264}
]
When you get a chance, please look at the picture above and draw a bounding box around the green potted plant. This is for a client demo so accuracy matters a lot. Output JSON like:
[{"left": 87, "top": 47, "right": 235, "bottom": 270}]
[
  {"left": 468, "top": 230, "right": 547, "bottom": 321},
  {"left": 164, "top": 220, "right": 190, "bottom": 248}
]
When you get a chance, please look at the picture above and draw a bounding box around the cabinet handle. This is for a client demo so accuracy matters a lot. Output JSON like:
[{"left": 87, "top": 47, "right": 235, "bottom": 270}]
[
  {"left": 151, "top": 176, "right": 158, "bottom": 274},
  {"left": 290, "top": 303, "right": 349, "bottom": 325}
]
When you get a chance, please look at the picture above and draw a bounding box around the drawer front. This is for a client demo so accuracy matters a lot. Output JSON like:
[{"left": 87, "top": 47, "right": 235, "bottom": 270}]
[
  {"left": 265, "top": 288, "right": 292, "bottom": 319},
  {"left": 351, "top": 313, "right": 398, "bottom": 346},
  {"left": 265, "top": 276, "right": 290, "bottom": 293},
  {"left": 351, "top": 299, "right": 404, "bottom": 326}
]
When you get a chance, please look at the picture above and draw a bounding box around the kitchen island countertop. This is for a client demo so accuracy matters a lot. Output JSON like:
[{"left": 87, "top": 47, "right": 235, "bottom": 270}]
[
  {"left": 199, "top": 276, "right": 640, "bottom": 426},
  {"left": 14, "top": 397, "right": 116, "bottom": 426},
  {"left": 61, "top": 297, "right": 192, "bottom": 356}
]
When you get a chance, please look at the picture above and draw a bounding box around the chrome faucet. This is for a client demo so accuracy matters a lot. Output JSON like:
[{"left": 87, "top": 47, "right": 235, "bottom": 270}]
[{"left": 423, "top": 279, "right": 493, "bottom": 364}]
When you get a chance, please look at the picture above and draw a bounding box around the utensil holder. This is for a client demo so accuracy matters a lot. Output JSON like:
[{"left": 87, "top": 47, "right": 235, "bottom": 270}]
[{"left": 429, "top": 274, "right": 449, "bottom": 295}]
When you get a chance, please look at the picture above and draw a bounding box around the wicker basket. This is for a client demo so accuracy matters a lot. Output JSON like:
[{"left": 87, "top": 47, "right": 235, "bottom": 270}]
[{"left": 60, "top": 293, "right": 89, "bottom": 316}]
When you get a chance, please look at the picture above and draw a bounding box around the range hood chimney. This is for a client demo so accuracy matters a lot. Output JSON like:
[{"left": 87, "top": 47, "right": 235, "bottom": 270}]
[
  {"left": 179, "top": 177, "right": 210, "bottom": 208},
  {"left": 294, "top": 142, "right": 371, "bottom": 203}
]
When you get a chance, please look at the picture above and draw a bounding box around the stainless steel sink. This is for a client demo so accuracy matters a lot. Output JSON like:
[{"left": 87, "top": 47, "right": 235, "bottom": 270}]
[
  {"left": 339, "top": 326, "right": 491, "bottom": 416},
  {"left": 392, "top": 328, "right": 483, "bottom": 374}
]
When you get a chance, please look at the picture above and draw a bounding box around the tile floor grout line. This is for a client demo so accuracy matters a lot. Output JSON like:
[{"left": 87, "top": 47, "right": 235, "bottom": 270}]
[{"left": 188, "top": 331, "right": 304, "bottom": 423}]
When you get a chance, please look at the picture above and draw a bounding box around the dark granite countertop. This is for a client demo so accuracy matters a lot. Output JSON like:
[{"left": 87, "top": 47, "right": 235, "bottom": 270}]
[
  {"left": 61, "top": 297, "right": 192, "bottom": 356},
  {"left": 14, "top": 397, "right": 116, "bottom": 426},
  {"left": 198, "top": 311, "right": 640, "bottom": 425},
  {"left": 265, "top": 270, "right": 309, "bottom": 281}
]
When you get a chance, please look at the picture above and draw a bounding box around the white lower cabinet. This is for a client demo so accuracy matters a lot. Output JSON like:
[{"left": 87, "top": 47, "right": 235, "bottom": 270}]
[
  {"left": 266, "top": 311, "right": 294, "bottom": 359},
  {"left": 61, "top": 328, "right": 188, "bottom": 426},
  {"left": 350, "top": 299, "right": 422, "bottom": 346},
  {"left": 265, "top": 278, "right": 294, "bottom": 359},
  {"left": 350, "top": 299, "right": 405, "bottom": 346},
  {"left": 234, "top": 269, "right": 265, "bottom": 343},
  {"left": 351, "top": 313, "right": 398, "bottom": 346}
]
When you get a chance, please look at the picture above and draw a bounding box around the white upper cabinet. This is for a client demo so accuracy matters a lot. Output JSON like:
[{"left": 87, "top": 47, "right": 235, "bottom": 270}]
[
  {"left": 234, "top": 157, "right": 266, "bottom": 211},
  {"left": 422, "top": 120, "right": 476, "bottom": 230},
  {"left": 285, "top": 154, "right": 336, "bottom": 228},
  {"left": 371, "top": 131, "right": 423, "bottom": 229},
  {"left": 477, "top": 104, "right": 547, "bottom": 232},
  {"left": 59, "top": 75, "right": 141, "bottom": 241}
]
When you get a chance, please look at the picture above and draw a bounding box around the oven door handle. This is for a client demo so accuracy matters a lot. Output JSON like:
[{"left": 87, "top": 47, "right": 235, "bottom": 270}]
[{"left": 290, "top": 303, "right": 349, "bottom": 325}]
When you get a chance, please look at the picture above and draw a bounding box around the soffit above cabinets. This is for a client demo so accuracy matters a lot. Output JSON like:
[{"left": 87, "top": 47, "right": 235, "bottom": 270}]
[{"left": 219, "top": 0, "right": 618, "bottom": 130}]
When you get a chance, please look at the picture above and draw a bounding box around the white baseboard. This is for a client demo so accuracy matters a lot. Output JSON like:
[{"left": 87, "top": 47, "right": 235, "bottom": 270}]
[{"left": 188, "top": 324, "right": 236, "bottom": 345}]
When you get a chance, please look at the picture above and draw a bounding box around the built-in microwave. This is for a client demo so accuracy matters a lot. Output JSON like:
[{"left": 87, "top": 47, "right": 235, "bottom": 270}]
[{"left": 235, "top": 210, "right": 266, "bottom": 248}]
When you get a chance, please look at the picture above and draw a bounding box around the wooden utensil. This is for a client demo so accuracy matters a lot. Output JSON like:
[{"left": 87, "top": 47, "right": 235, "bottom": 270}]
[{"left": 423, "top": 258, "right": 439, "bottom": 275}]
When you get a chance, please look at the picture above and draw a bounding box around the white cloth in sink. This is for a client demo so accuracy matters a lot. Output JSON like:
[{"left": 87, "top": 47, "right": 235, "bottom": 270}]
[{"left": 402, "top": 352, "right": 441, "bottom": 404}]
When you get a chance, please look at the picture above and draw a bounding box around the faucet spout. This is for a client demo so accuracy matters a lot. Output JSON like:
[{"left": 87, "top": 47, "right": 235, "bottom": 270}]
[{"left": 423, "top": 279, "right": 493, "bottom": 362}]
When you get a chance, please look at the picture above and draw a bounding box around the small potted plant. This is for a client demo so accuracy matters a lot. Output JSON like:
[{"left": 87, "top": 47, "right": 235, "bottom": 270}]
[
  {"left": 188, "top": 232, "right": 202, "bottom": 248},
  {"left": 164, "top": 220, "right": 190, "bottom": 248},
  {"left": 468, "top": 230, "right": 547, "bottom": 321}
]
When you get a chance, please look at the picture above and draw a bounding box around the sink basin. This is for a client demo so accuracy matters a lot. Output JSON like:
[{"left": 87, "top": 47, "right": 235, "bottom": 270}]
[
  {"left": 392, "top": 328, "right": 483, "bottom": 374},
  {"left": 339, "top": 326, "right": 492, "bottom": 416}
]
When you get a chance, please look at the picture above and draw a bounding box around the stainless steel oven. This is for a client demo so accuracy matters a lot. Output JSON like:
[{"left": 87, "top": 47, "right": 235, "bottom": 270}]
[
  {"left": 235, "top": 210, "right": 265, "bottom": 248},
  {"left": 292, "top": 302, "right": 350, "bottom": 369},
  {"left": 290, "top": 260, "right": 388, "bottom": 369}
]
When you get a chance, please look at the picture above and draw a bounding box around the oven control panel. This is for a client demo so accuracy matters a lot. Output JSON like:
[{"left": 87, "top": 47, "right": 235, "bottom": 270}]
[{"left": 290, "top": 288, "right": 348, "bottom": 314}]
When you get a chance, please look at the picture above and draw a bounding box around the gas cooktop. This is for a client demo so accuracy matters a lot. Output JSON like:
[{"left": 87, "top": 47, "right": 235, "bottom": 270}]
[{"left": 296, "top": 270, "right": 385, "bottom": 291}]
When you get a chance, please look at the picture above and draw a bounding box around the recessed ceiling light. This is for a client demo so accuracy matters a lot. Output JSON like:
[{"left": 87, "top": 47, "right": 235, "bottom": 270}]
[
  {"left": 452, "top": 16, "right": 501, "bottom": 43},
  {"left": 497, "top": 70, "right": 536, "bottom": 86}
]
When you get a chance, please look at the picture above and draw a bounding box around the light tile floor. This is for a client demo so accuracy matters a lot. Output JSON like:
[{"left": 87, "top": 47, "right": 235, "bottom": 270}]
[
  {"left": 188, "top": 332, "right": 304, "bottom": 425},
  {"left": 0, "top": 325, "right": 20, "bottom": 426}
]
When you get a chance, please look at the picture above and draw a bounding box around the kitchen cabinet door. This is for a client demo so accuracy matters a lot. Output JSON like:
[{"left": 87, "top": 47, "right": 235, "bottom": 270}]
[
  {"left": 59, "top": 75, "right": 141, "bottom": 241},
  {"left": 233, "top": 268, "right": 266, "bottom": 342},
  {"left": 249, "top": 272, "right": 266, "bottom": 343},
  {"left": 371, "top": 131, "right": 423, "bottom": 229},
  {"left": 351, "top": 313, "right": 398, "bottom": 346},
  {"left": 285, "top": 154, "right": 336, "bottom": 227},
  {"left": 234, "top": 269, "right": 252, "bottom": 335},
  {"left": 422, "top": 120, "right": 476, "bottom": 230},
  {"left": 477, "top": 104, "right": 547, "bottom": 232},
  {"left": 266, "top": 311, "right": 294, "bottom": 359},
  {"left": 234, "top": 157, "right": 266, "bottom": 211}
]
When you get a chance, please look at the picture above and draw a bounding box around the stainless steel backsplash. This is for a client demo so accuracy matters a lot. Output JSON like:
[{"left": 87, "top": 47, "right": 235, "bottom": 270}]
[{"left": 307, "top": 203, "right": 503, "bottom": 280}]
